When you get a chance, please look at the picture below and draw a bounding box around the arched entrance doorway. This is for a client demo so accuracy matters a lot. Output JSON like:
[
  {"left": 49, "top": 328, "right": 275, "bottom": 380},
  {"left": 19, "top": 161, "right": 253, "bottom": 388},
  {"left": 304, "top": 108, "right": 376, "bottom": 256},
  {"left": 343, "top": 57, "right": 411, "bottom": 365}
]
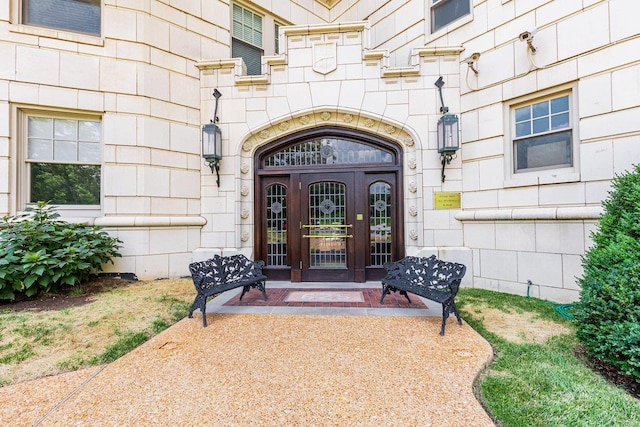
[{"left": 254, "top": 127, "right": 404, "bottom": 282}]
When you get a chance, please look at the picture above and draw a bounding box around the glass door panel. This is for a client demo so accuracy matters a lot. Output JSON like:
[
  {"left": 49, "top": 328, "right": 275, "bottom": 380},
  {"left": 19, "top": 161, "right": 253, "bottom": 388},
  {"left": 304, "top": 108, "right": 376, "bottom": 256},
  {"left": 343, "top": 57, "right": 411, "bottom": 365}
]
[
  {"left": 301, "top": 173, "right": 354, "bottom": 281},
  {"left": 369, "top": 181, "right": 392, "bottom": 266},
  {"left": 266, "top": 184, "right": 287, "bottom": 266},
  {"left": 306, "top": 181, "right": 349, "bottom": 268}
]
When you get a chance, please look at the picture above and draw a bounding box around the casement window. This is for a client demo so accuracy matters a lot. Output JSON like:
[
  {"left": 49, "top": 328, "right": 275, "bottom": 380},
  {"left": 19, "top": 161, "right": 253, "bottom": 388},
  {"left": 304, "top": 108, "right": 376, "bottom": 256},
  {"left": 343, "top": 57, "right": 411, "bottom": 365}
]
[
  {"left": 431, "top": 0, "right": 471, "bottom": 33},
  {"left": 512, "top": 94, "right": 573, "bottom": 173},
  {"left": 232, "top": 3, "right": 264, "bottom": 75},
  {"left": 21, "top": 0, "right": 101, "bottom": 36},
  {"left": 23, "top": 113, "right": 101, "bottom": 207}
]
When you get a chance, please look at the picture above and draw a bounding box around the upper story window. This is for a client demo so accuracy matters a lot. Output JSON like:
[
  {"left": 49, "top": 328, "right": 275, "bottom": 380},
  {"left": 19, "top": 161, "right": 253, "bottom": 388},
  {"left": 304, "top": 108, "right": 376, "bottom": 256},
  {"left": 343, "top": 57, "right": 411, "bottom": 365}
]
[
  {"left": 22, "top": 0, "right": 101, "bottom": 36},
  {"left": 512, "top": 94, "right": 572, "bottom": 173},
  {"left": 431, "top": 0, "right": 470, "bottom": 33},
  {"left": 24, "top": 113, "right": 102, "bottom": 206},
  {"left": 275, "top": 22, "right": 281, "bottom": 54},
  {"left": 232, "top": 3, "right": 264, "bottom": 75}
]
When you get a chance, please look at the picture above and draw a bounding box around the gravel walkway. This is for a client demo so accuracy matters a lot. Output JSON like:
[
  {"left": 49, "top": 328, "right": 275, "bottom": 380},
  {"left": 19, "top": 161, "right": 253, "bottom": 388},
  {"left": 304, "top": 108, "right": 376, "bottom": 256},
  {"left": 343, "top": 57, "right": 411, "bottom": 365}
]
[{"left": 0, "top": 312, "right": 494, "bottom": 426}]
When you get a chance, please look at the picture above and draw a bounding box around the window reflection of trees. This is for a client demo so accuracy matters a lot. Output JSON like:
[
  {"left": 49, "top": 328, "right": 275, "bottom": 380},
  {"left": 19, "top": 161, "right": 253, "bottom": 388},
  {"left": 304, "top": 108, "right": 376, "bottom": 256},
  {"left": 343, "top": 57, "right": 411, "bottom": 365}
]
[{"left": 30, "top": 163, "right": 100, "bottom": 205}]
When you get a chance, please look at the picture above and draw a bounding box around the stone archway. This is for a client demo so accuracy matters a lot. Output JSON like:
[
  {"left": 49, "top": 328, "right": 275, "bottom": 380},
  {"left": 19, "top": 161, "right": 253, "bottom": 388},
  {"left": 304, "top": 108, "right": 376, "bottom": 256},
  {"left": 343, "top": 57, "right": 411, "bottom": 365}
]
[{"left": 253, "top": 125, "right": 405, "bottom": 282}]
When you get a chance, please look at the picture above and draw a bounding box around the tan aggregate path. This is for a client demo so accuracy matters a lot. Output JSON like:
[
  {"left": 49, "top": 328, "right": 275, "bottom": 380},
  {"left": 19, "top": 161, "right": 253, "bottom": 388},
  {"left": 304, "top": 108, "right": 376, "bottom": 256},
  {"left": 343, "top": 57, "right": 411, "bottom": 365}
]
[{"left": 1, "top": 314, "right": 494, "bottom": 426}]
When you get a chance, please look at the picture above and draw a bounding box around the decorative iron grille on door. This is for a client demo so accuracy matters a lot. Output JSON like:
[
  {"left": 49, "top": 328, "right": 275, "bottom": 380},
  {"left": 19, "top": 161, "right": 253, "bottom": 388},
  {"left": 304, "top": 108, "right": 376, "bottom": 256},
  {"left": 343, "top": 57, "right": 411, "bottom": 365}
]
[
  {"left": 305, "top": 181, "right": 349, "bottom": 268},
  {"left": 264, "top": 138, "right": 393, "bottom": 167},
  {"left": 369, "top": 182, "right": 392, "bottom": 266},
  {"left": 266, "top": 184, "right": 287, "bottom": 266}
]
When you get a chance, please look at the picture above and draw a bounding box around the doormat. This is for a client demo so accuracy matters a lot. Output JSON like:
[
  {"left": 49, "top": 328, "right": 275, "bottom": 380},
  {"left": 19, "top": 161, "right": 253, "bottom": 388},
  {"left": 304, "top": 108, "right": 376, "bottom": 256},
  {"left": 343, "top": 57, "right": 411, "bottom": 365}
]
[
  {"left": 223, "top": 288, "right": 428, "bottom": 309},
  {"left": 284, "top": 291, "right": 364, "bottom": 303}
]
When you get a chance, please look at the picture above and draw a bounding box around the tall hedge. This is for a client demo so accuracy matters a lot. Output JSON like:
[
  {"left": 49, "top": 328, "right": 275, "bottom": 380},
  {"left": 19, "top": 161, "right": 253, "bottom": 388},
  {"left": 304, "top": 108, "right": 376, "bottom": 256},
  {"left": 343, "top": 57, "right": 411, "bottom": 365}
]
[{"left": 573, "top": 164, "right": 640, "bottom": 381}]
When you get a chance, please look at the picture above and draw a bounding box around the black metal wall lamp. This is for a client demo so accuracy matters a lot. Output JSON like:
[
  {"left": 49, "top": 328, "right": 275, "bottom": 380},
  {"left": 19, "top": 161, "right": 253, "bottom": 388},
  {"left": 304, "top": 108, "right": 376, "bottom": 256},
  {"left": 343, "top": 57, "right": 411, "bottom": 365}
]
[
  {"left": 434, "top": 76, "right": 460, "bottom": 183},
  {"left": 202, "top": 88, "right": 222, "bottom": 186}
]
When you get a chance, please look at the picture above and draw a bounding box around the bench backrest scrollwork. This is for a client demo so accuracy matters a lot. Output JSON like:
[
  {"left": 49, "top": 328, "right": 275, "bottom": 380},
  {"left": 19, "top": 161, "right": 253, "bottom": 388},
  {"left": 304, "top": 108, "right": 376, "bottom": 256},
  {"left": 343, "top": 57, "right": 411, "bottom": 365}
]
[
  {"left": 189, "top": 254, "right": 265, "bottom": 291},
  {"left": 383, "top": 255, "right": 466, "bottom": 293}
]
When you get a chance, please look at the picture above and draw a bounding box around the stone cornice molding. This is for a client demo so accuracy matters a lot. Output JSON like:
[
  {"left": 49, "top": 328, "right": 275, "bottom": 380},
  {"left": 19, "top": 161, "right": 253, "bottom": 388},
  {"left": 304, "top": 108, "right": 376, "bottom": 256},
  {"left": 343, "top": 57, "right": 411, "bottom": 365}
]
[
  {"left": 415, "top": 46, "right": 465, "bottom": 57},
  {"left": 196, "top": 22, "right": 465, "bottom": 84},
  {"left": 454, "top": 206, "right": 603, "bottom": 221},
  {"left": 195, "top": 59, "right": 239, "bottom": 70},
  {"left": 95, "top": 216, "right": 207, "bottom": 227},
  {"left": 282, "top": 21, "right": 367, "bottom": 36}
]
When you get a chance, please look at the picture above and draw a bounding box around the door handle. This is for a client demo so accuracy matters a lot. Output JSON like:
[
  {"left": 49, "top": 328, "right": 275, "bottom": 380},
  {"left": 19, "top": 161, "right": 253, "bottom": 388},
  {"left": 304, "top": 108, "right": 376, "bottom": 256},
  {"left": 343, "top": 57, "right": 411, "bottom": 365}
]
[
  {"left": 302, "top": 224, "right": 353, "bottom": 228},
  {"left": 302, "top": 234, "right": 353, "bottom": 239}
]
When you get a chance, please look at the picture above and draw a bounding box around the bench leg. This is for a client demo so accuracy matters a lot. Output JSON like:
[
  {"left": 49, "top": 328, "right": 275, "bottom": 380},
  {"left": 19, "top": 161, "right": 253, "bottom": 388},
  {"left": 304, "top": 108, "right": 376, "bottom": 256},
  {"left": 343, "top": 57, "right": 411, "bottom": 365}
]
[
  {"left": 399, "top": 290, "right": 412, "bottom": 304},
  {"left": 440, "top": 298, "right": 456, "bottom": 336},
  {"left": 439, "top": 298, "right": 462, "bottom": 335},
  {"left": 239, "top": 282, "right": 268, "bottom": 301},
  {"left": 201, "top": 295, "right": 209, "bottom": 327},
  {"left": 189, "top": 294, "right": 205, "bottom": 319},
  {"left": 257, "top": 281, "right": 268, "bottom": 300},
  {"left": 379, "top": 284, "right": 391, "bottom": 304},
  {"left": 450, "top": 299, "right": 463, "bottom": 326},
  {"left": 189, "top": 294, "right": 210, "bottom": 327},
  {"left": 440, "top": 303, "right": 449, "bottom": 336}
]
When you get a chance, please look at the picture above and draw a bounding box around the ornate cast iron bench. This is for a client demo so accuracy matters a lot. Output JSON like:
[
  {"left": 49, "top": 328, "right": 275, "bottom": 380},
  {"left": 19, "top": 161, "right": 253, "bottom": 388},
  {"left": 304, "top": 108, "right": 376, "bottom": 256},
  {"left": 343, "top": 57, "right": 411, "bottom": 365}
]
[
  {"left": 380, "top": 255, "right": 466, "bottom": 335},
  {"left": 188, "top": 254, "right": 268, "bottom": 327}
]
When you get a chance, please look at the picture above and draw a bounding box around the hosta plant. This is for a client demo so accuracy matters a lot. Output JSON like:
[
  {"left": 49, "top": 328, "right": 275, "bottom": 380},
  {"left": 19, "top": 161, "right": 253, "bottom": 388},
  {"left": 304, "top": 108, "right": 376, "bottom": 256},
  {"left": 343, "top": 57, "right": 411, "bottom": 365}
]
[{"left": 0, "top": 202, "right": 122, "bottom": 300}]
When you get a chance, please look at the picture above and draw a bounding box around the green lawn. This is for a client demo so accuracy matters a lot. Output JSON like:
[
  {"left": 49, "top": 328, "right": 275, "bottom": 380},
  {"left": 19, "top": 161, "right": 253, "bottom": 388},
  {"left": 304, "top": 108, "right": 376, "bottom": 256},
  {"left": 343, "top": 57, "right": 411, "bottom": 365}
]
[{"left": 457, "top": 288, "right": 640, "bottom": 427}]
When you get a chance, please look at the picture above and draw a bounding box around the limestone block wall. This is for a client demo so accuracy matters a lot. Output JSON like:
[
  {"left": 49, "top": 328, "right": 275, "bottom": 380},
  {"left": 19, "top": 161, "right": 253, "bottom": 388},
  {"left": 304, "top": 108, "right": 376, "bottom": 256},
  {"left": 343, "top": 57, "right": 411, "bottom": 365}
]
[
  {"left": 195, "top": 21, "right": 467, "bottom": 266},
  {"left": 428, "top": 0, "right": 640, "bottom": 301},
  {"left": 0, "top": 1, "right": 227, "bottom": 279}
]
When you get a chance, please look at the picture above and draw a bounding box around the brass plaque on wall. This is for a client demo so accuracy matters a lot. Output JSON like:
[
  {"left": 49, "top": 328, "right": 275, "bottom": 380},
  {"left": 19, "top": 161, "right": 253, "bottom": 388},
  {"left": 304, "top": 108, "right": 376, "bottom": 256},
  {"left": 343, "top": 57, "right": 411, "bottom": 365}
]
[{"left": 434, "top": 192, "right": 461, "bottom": 209}]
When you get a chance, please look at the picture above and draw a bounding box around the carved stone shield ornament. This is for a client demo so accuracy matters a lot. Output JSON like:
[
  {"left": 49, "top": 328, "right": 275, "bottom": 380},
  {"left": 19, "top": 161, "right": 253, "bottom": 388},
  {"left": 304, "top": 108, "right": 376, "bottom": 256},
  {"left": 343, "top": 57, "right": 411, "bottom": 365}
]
[{"left": 312, "top": 41, "right": 337, "bottom": 75}]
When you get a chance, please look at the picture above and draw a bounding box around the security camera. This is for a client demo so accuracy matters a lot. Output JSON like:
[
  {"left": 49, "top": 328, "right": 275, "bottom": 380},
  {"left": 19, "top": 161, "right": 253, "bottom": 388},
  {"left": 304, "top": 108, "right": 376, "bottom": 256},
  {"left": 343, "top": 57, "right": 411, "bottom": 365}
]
[
  {"left": 463, "top": 52, "right": 480, "bottom": 63},
  {"left": 519, "top": 31, "right": 532, "bottom": 41},
  {"left": 519, "top": 29, "right": 538, "bottom": 53},
  {"left": 519, "top": 29, "right": 538, "bottom": 41},
  {"left": 463, "top": 52, "right": 480, "bottom": 75}
]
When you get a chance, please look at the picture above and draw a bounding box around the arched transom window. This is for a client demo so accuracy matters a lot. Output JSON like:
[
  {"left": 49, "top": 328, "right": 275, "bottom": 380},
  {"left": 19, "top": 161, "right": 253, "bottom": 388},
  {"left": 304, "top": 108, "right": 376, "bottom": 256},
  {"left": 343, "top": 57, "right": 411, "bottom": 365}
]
[{"left": 264, "top": 137, "right": 395, "bottom": 167}]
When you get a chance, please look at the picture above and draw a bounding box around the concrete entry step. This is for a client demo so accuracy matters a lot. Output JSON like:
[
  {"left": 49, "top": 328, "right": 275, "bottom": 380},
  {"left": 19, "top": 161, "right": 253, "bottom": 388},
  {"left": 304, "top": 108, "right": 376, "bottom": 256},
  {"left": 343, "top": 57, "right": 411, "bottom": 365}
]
[{"left": 202, "top": 282, "right": 445, "bottom": 317}]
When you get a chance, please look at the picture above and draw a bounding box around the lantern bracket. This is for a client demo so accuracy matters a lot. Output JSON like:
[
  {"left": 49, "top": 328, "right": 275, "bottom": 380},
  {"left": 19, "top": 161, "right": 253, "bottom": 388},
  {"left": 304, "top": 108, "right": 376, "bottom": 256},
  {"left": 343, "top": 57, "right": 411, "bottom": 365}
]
[{"left": 435, "top": 76, "right": 448, "bottom": 113}]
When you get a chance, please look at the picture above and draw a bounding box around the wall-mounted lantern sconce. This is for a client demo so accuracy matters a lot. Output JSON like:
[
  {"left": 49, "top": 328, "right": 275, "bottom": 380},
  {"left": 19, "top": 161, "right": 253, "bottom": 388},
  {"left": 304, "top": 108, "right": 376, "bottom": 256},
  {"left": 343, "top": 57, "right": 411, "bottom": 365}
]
[
  {"left": 435, "top": 76, "right": 460, "bottom": 183},
  {"left": 202, "top": 89, "right": 222, "bottom": 186}
]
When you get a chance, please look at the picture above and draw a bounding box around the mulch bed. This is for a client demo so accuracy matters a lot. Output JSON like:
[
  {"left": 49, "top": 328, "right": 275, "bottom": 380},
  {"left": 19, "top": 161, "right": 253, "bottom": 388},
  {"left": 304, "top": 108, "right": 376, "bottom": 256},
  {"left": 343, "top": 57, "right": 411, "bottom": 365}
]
[
  {"left": 0, "top": 276, "right": 134, "bottom": 312},
  {"left": 574, "top": 345, "right": 639, "bottom": 400}
]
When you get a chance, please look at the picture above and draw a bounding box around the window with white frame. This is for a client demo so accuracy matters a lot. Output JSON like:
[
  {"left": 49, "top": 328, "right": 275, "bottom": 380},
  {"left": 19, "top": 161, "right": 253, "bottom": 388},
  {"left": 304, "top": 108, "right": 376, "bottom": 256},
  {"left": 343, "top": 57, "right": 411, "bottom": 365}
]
[
  {"left": 24, "top": 113, "right": 101, "bottom": 206},
  {"left": 431, "top": 0, "right": 470, "bottom": 33},
  {"left": 21, "top": 0, "right": 101, "bottom": 36},
  {"left": 232, "top": 3, "right": 264, "bottom": 75},
  {"left": 512, "top": 93, "right": 572, "bottom": 173}
]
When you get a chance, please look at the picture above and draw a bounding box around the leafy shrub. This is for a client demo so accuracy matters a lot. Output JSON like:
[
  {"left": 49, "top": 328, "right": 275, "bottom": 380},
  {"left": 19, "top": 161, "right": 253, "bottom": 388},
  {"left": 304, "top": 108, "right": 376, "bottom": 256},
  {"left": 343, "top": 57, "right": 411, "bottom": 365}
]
[
  {"left": 0, "top": 202, "right": 122, "bottom": 300},
  {"left": 573, "top": 164, "right": 640, "bottom": 381}
]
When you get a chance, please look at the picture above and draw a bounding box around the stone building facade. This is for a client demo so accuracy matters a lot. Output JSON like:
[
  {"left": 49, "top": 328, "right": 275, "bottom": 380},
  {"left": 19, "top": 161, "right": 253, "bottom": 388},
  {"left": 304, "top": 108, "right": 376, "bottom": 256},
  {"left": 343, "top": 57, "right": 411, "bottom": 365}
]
[{"left": 1, "top": 0, "right": 638, "bottom": 302}]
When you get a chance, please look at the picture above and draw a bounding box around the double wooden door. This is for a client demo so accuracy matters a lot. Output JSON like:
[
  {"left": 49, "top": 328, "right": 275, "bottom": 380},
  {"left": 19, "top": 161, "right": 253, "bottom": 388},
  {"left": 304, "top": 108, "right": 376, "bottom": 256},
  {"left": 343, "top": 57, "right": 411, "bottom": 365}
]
[{"left": 257, "top": 170, "right": 402, "bottom": 282}]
